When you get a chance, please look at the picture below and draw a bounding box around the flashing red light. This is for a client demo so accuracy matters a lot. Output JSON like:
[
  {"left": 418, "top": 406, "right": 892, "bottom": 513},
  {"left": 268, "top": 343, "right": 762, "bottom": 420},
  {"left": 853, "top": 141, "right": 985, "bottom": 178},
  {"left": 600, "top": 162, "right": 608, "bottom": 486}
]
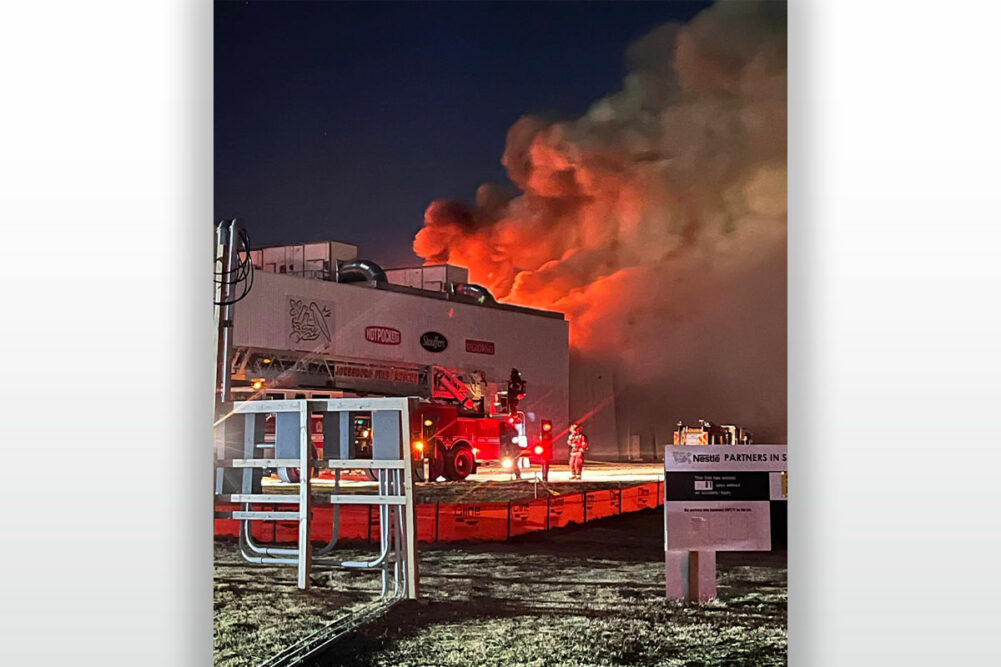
[
  {"left": 542, "top": 421, "right": 552, "bottom": 432},
  {"left": 534, "top": 445, "right": 544, "bottom": 455},
  {"left": 507, "top": 416, "right": 516, "bottom": 425}
]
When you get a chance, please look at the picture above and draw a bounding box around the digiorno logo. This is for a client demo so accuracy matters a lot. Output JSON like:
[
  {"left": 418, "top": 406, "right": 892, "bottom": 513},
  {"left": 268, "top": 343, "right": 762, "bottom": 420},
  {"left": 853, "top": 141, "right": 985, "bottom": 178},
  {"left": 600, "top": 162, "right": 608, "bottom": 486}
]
[
  {"left": 420, "top": 331, "right": 448, "bottom": 353},
  {"left": 365, "top": 326, "right": 401, "bottom": 345},
  {"left": 465, "top": 339, "right": 495, "bottom": 355}
]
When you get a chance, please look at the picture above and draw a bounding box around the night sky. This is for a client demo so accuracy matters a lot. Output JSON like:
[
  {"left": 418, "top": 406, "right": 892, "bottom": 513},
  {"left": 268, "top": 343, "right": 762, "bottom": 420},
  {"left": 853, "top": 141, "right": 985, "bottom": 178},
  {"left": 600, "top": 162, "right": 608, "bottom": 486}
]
[{"left": 215, "top": 0, "right": 712, "bottom": 267}]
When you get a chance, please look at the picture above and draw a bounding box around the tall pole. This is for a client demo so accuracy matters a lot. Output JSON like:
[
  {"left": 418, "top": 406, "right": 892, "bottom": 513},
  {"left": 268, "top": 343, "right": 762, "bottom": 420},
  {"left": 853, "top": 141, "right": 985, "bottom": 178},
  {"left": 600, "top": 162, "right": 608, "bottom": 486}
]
[{"left": 215, "top": 219, "right": 242, "bottom": 406}]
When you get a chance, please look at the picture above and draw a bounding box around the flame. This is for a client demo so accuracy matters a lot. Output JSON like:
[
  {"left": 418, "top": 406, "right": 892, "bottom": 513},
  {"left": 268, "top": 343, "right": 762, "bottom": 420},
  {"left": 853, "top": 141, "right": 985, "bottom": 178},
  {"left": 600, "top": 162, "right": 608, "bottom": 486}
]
[{"left": 413, "top": 2, "right": 788, "bottom": 441}]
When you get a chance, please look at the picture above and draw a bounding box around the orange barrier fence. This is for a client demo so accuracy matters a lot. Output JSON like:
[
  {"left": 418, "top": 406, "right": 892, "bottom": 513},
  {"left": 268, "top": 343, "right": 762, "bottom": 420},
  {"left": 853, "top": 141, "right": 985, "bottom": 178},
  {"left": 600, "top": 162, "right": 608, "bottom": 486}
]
[
  {"left": 436, "top": 502, "right": 510, "bottom": 542},
  {"left": 585, "top": 489, "right": 620, "bottom": 521},
  {"left": 509, "top": 498, "right": 549, "bottom": 537},
  {"left": 620, "top": 482, "right": 660, "bottom": 513},
  {"left": 214, "top": 481, "right": 664, "bottom": 545},
  {"left": 548, "top": 494, "right": 585, "bottom": 529}
]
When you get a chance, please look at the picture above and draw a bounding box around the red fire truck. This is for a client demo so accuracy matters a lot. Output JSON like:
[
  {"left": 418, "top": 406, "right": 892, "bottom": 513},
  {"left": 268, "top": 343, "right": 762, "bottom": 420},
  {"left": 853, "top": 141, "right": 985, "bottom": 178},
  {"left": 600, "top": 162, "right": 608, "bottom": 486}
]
[
  {"left": 673, "top": 419, "right": 754, "bottom": 445},
  {"left": 233, "top": 366, "right": 555, "bottom": 482}
]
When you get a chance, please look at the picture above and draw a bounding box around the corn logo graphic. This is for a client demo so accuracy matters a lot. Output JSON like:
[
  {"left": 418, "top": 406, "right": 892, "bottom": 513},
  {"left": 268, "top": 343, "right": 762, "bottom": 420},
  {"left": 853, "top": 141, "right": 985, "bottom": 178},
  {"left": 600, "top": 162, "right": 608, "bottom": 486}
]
[{"left": 288, "top": 298, "right": 331, "bottom": 345}]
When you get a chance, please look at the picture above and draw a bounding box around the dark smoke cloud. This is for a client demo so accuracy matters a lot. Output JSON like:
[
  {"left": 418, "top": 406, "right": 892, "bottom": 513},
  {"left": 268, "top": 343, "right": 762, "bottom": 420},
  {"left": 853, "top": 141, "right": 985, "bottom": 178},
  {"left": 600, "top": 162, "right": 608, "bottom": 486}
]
[{"left": 414, "top": 1, "right": 787, "bottom": 443}]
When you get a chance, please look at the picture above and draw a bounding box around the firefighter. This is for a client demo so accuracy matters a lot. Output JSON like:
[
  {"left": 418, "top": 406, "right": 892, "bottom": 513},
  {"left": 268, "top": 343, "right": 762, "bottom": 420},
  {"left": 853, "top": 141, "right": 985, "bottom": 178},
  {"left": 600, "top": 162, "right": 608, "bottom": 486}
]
[
  {"left": 567, "top": 423, "right": 588, "bottom": 480},
  {"left": 507, "top": 368, "right": 527, "bottom": 413}
]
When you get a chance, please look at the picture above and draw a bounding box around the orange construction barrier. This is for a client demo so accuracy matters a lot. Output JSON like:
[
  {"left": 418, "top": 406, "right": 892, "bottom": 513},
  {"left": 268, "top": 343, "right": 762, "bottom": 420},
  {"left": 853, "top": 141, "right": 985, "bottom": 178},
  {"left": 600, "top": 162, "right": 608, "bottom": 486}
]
[
  {"left": 436, "top": 502, "right": 510, "bottom": 542},
  {"left": 416, "top": 504, "right": 437, "bottom": 544},
  {"left": 548, "top": 494, "right": 585, "bottom": 529},
  {"left": 509, "top": 498, "right": 549, "bottom": 537},
  {"left": 584, "top": 489, "right": 618, "bottom": 521},
  {"left": 620, "top": 482, "right": 659, "bottom": 512},
  {"left": 214, "top": 502, "right": 240, "bottom": 539},
  {"left": 213, "top": 482, "right": 666, "bottom": 544}
]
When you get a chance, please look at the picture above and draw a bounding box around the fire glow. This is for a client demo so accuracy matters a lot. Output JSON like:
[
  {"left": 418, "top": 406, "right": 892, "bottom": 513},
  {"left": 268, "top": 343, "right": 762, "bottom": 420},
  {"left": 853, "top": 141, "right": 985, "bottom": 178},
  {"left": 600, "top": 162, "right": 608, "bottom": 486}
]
[{"left": 413, "top": 1, "right": 788, "bottom": 441}]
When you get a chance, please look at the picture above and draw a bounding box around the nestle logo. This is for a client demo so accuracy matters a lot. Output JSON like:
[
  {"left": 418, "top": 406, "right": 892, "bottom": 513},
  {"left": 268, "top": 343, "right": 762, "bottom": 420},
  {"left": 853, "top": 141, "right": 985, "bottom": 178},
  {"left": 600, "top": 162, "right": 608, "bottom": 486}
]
[
  {"left": 691, "top": 454, "right": 720, "bottom": 463},
  {"left": 365, "top": 326, "right": 401, "bottom": 345},
  {"left": 465, "top": 339, "right": 495, "bottom": 355},
  {"left": 420, "top": 331, "right": 448, "bottom": 353}
]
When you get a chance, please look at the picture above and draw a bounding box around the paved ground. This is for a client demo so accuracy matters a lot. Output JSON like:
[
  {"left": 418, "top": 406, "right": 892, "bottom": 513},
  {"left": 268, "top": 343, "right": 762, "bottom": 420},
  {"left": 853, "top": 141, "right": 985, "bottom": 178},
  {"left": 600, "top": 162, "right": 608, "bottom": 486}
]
[
  {"left": 257, "top": 461, "right": 665, "bottom": 503},
  {"left": 264, "top": 461, "right": 664, "bottom": 489}
]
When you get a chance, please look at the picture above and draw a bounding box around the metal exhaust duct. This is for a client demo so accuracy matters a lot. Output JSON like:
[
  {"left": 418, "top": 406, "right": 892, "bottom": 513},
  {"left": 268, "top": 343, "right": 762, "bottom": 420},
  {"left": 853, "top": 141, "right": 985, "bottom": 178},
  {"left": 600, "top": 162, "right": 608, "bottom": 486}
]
[{"left": 336, "top": 259, "right": 387, "bottom": 285}]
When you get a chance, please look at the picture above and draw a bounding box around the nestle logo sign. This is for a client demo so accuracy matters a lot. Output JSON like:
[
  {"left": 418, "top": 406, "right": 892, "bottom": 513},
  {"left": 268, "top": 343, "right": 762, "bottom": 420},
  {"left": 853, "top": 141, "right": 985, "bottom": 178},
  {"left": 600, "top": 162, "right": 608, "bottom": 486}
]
[
  {"left": 365, "top": 326, "right": 401, "bottom": 345},
  {"left": 465, "top": 339, "right": 495, "bottom": 355},
  {"left": 691, "top": 454, "right": 720, "bottom": 463},
  {"left": 420, "top": 331, "right": 448, "bottom": 353}
]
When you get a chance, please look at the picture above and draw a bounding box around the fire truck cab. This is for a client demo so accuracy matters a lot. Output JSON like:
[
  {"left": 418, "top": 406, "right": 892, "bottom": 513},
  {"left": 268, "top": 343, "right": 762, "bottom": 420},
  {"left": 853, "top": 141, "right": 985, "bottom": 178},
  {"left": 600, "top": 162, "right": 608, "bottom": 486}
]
[{"left": 412, "top": 367, "right": 553, "bottom": 481}]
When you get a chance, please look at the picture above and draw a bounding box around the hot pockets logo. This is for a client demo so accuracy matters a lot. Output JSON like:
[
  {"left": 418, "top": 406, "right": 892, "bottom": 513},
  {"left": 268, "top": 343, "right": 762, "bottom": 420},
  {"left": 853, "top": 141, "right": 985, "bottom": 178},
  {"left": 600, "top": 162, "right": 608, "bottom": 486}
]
[{"left": 365, "top": 326, "right": 401, "bottom": 345}]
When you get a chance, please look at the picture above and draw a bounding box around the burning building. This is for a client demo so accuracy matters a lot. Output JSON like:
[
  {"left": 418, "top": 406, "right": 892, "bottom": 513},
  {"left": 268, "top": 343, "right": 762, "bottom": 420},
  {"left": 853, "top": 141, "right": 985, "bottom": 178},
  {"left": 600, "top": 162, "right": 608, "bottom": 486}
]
[{"left": 412, "top": 1, "right": 788, "bottom": 457}]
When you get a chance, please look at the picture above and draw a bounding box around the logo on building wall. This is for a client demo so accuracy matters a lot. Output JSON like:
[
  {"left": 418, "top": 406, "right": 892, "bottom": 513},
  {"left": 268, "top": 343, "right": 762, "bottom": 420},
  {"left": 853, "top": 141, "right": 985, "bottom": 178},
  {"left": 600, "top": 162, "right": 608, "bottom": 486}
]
[
  {"left": 465, "top": 339, "right": 495, "bottom": 355},
  {"left": 365, "top": 326, "right": 401, "bottom": 345},
  {"left": 420, "top": 331, "right": 448, "bottom": 353},
  {"left": 288, "top": 298, "right": 331, "bottom": 345}
]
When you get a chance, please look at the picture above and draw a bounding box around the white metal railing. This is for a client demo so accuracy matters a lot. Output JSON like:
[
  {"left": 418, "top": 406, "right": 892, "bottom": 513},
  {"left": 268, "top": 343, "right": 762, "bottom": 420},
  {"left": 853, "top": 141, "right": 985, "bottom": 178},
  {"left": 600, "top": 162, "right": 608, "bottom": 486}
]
[{"left": 214, "top": 397, "right": 419, "bottom": 597}]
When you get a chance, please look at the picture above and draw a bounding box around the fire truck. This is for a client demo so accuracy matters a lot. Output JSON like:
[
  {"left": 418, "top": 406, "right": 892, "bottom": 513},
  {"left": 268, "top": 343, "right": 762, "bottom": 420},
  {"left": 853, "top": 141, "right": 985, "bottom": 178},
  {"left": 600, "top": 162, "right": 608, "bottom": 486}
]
[
  {"left": 234, "top": 366, "right": 556, "bottom": 482},
  {"left": 413, "top": 367, "right": 554, "bottom": 482},
  {"left": 217, "top": 237, "right": 568, "bottom": 482},
  {"left": 673, "top": 419, "right": 754, "bottom": 445}
]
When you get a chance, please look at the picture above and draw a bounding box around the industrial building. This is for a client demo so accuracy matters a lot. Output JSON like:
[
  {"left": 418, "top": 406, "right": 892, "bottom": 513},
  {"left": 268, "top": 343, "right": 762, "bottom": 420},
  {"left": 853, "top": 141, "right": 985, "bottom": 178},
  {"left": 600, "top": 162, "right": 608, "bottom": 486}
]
[{"left": 234, "top": 241, "right": 570, "bottom": 443}]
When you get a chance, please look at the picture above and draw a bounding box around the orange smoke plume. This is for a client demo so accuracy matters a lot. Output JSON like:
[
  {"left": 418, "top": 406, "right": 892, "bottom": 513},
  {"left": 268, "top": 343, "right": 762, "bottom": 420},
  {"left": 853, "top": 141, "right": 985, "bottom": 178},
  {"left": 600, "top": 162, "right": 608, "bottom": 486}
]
[{"left": 414, "top": 1, "right": 788, "bottom": 441}]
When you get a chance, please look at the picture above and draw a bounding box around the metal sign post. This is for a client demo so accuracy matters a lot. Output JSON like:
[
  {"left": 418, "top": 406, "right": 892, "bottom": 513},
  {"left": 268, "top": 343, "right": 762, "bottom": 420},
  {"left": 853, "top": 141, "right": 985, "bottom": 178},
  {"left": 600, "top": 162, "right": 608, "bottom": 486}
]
[{"left": 664, "top": 444, "right": 787, "bottom": 602}]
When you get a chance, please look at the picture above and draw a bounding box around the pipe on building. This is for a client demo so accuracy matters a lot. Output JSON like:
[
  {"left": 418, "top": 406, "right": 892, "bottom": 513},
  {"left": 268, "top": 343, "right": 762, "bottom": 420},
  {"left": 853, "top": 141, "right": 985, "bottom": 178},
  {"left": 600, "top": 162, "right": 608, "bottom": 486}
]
[
  {"left": 336, "top": 259, "right": 387, "bottom": 285},
  {"left": 449, "top": 282, "right": 496, "bottom": 304}
]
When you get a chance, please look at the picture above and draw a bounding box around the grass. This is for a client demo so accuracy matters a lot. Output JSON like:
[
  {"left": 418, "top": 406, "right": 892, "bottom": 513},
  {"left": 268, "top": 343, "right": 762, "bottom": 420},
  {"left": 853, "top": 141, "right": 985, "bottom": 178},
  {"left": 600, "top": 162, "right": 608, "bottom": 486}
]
[{"left": 215, "top": 509, "right": 786, "bottom": 666}]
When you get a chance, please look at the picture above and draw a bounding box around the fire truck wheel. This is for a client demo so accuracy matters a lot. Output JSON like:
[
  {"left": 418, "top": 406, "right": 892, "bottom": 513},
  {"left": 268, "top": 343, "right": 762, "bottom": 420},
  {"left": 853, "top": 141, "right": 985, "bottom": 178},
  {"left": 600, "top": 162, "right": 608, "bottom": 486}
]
[
  {"left": 446, "top": 444, "right": 475, "bottom": 481},
  {"left": 277, "top": 444, "right": 318, "bottom": 483},
  {"left": 364, "top": 470, "right": 378, "bottom": 482},
  {"left": 429, "top": 445, "right": 446, "bottom": 482}
]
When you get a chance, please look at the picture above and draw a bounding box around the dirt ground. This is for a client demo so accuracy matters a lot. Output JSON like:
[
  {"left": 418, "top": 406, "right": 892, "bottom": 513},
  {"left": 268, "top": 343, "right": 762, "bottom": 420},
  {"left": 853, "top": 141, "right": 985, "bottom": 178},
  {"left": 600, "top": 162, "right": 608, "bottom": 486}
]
[{"left": 214, "top": 509, "right": 787, "bottom": 666}]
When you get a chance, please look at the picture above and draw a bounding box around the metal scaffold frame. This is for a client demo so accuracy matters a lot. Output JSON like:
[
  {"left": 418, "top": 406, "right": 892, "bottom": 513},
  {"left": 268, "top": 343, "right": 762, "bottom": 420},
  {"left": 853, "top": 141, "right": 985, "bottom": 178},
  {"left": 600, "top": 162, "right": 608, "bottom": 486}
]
[{"left": 214, "top": 397, "right": 420, "bottom": 598}]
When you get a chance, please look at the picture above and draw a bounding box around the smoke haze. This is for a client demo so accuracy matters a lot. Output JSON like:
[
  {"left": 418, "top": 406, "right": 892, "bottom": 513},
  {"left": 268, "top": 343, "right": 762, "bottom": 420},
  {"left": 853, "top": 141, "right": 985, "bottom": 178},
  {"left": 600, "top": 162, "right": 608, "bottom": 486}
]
[{"left": 414, "top": 1, "right": 787, "bottom": 443}]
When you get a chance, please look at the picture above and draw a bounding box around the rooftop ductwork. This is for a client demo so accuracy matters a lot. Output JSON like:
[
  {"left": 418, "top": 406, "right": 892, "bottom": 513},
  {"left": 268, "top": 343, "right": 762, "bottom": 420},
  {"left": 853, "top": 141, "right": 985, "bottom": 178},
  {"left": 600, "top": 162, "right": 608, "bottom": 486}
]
[
  {"left": 449, "top": 282, "right": 496, "bottom": 305},
  {"left": 335, "top": 259, "right": 387, "bottom": 285}
]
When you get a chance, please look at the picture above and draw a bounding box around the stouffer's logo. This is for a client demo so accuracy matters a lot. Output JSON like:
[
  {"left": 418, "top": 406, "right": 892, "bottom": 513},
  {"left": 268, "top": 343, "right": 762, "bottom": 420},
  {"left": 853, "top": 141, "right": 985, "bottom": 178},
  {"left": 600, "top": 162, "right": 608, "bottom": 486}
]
[
  {"left": 465, "top": 339, "right": 495, "bottom": 355},
  {"left": 365, "top": 326, "right": 401, "bottom": 345},
  {"left": 420, "top": 331, "right": 448, "bottom": 353}
]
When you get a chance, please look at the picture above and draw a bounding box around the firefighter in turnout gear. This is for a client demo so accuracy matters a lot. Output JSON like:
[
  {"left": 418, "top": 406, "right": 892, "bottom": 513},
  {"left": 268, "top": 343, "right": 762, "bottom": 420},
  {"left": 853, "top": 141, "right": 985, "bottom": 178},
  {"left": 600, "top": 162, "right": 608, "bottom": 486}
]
[{"left": 567, "top": 423, "right": 588, "bottom": 480}]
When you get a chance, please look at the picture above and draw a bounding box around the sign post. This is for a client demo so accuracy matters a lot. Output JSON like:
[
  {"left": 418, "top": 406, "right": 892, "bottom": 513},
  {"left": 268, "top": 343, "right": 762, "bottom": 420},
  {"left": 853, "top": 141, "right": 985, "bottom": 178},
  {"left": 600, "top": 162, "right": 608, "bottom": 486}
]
[{"left": 664, "top": 445, "right": 787, "bottom": 602}]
